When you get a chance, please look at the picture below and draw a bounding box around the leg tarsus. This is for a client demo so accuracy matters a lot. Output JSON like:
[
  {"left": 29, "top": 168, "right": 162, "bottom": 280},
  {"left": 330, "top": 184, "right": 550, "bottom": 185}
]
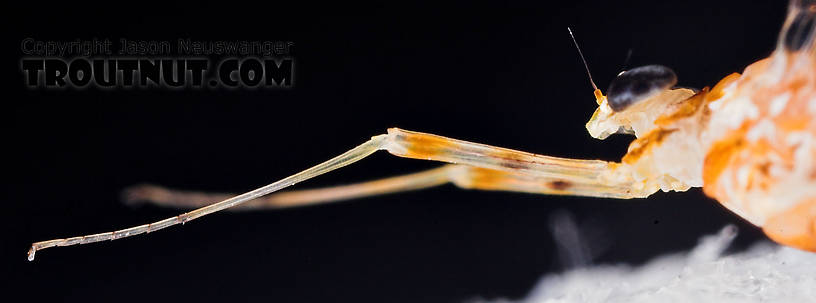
[
  {"left": 122, "top": 166, "right": 455, "bottom": 210},
  {"left": 28, "top": 134, "right": 389, "bottom": 260}
]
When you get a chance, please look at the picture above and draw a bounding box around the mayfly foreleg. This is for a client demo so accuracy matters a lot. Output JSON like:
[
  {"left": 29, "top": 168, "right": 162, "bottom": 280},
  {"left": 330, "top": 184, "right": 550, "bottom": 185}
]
[{"left": 29, "top": 128, "right": 661, "bottom": 260}]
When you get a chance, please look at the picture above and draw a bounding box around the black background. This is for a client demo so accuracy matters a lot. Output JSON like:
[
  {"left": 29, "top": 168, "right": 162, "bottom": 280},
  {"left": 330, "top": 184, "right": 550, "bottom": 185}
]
[{"left": 6, "top": 0, "right": 786, "bottom": 302}]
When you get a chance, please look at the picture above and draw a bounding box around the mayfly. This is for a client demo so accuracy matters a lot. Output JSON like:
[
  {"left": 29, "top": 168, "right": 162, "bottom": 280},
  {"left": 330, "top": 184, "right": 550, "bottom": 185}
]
[{"left": 28, "top": 0, "right": 816, "bottom": 260}]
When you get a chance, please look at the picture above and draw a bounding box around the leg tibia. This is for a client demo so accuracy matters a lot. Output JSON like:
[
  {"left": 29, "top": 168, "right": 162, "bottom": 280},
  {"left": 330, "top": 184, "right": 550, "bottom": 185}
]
[
  {"left": 385, "top": 128, "right": 654, "bottom": 198},
  {"left": 449, "top": 166, "right": 645, "bottom": 199}
]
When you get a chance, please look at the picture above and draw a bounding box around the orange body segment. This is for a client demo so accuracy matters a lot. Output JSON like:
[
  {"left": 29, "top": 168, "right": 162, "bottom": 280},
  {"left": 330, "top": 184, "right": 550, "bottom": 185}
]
[{"left": 763, "top": 197, "right": 816, "bottom": 252}]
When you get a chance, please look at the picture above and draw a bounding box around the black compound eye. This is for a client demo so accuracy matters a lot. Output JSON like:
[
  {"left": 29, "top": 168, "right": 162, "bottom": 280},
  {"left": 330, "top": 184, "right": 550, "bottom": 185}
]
[
  {"left": 783, "top": 10, "right": 815, "bottom": 51},
  {"left": 606, "top": 65, "right": 677, "bottom": 111}
]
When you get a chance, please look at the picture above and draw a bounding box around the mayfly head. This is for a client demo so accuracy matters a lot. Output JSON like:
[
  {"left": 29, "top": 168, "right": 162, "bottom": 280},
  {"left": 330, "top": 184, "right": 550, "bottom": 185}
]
[
  {"left": 585, "top": 66, "right": 695, "bottom": 140},
  {"left": 566, "top": 28, "right": 695, "bottom": 140}
]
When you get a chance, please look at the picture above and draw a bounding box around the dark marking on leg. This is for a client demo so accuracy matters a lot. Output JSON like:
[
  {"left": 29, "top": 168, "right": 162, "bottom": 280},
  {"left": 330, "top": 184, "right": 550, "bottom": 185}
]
[{"left": 548, "top": 180, "right": 572, "bottom": 190}]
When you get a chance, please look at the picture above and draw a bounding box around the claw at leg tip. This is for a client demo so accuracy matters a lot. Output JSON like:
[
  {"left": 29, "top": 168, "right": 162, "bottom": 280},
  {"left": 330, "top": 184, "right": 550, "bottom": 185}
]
[{"left": 27, "top": 246, "right": 36, "bottom": 261}]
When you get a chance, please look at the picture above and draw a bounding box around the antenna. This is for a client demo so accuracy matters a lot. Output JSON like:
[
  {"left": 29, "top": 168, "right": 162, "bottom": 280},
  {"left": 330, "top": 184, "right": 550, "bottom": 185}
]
[
  {"left": 621, "top": 48, "right": 633, "bottom": 71},
  {"left": 567, "top": 27, "right": 598, "bottom": 91}
]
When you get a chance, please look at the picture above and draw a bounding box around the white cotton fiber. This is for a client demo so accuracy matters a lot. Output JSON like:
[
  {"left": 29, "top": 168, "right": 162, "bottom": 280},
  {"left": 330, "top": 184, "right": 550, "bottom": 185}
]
[{"left": 520, "top": 225, "right": 816, "bottom": 303}]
